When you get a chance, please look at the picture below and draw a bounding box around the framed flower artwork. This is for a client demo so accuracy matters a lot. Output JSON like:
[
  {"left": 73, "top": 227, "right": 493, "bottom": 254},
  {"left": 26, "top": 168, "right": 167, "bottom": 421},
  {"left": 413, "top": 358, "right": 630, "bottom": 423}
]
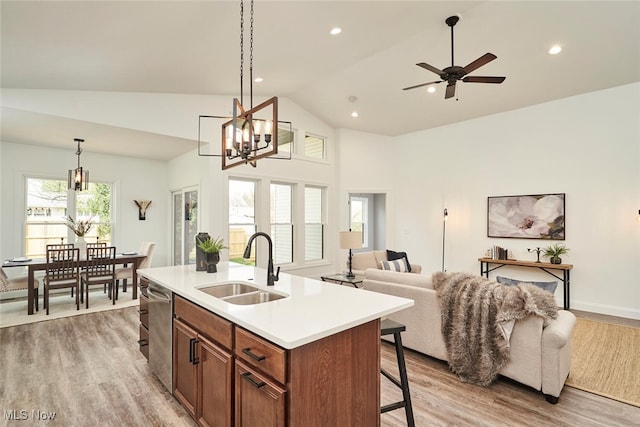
[{"left": 487, "top": 193, "right": 565, "bottom": 240}]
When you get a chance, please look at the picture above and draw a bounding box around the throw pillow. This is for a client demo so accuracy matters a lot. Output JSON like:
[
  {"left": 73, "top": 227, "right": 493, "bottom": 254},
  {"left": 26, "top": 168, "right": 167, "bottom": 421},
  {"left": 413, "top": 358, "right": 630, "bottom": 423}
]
[
  {"left": 386, "top": 249, "right": 411, "bottom": 272},
  {"left": 380, "top": 260, "right": 408, "bottom": 272},
  {"left": 496, "top": 276, "right": 558, "bottom": 294}
]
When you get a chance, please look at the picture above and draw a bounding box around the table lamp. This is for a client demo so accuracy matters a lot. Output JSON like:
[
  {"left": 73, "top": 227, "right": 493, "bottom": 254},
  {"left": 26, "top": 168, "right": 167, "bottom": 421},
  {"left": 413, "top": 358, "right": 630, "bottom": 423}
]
[{"left": 340, "top": 231, "right": 362, "bottom": 278}]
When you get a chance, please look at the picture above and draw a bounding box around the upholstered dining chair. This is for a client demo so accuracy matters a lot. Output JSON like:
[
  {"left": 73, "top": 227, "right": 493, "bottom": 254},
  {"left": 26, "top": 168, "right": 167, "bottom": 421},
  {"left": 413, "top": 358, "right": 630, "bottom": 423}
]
[
  {"left": 43, "top": 247, "right": 80, "bottom": 315},
  {"left": 1, "top": 267, "right": 40, "bottom": 311},
  {"left": 81, "top": 246, "right": 116, "bottom": 308},
  {"left": 115, "top": 242, "right": 156, "bottom": 293}
]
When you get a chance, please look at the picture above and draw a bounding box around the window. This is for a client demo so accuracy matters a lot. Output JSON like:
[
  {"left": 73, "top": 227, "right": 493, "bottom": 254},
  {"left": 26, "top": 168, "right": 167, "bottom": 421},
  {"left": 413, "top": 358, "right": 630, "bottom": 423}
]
[
  {"left": 304, "top": 186, "right": 324, "bottom": 261},
  {"left": 25, "top": 177, "right": 113, "bottom": 258},
  {"left": 349, "top": 196, "right": 368, "bottom": 248},
  {"left": 270, "top": 183, "right": 293, "bottom": 264},
  {"left": 304, "top": 134, "right": 325, "bottom": 159},
  {"left": 229, "top": 179, "right": 256, "bottom": 265}
]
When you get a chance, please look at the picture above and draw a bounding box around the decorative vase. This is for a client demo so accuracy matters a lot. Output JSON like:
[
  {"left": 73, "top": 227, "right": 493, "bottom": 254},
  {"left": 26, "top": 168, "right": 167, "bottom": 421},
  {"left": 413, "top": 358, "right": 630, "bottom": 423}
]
[
  {"left": 195, "top": 232, "right": 210, "bottom": 271},
  {"left": 206, "top": 253, "right": 220, "bottom": 273},
  {"left": 550, "top": 256, "right": 561, "bottom": 264},
  {"left": 76, "top": 236, "right": 87, "bottom": 259}
]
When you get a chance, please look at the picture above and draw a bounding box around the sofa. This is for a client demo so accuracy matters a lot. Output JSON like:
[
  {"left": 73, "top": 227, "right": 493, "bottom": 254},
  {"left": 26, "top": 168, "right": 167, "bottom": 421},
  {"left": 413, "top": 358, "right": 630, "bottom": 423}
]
[
  {"left": 362, "top": 268, "right": 576, "bottom": 403},
  {"left": 350, "top": 250, "right": 422, "bottom": 275}
]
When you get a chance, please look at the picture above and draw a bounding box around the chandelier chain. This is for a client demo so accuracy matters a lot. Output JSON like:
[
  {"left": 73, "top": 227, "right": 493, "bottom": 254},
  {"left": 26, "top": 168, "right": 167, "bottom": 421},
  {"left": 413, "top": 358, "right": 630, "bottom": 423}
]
[
  {"left": 250, "top": 0, "right": 254, "bottom": 108},
  {"left": 239, "top": 0, "right": 244, "bottom": 104}
]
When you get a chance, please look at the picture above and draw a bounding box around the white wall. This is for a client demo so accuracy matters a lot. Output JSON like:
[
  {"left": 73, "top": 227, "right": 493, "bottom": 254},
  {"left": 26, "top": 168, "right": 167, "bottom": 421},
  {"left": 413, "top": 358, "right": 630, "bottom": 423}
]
[
  {"left": 0, "top": 141, "right": 169, "bottom": 267},
  {"left": 340, "top": 83, "right": 640, "bottom": 319}
]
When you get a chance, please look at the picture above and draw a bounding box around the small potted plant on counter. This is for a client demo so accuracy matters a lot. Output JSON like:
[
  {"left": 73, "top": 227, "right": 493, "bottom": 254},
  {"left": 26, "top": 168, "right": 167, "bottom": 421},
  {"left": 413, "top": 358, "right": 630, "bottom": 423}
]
[
  {"left": 543, "top": 243, "right": 569, "bottom": 264},
  {"left": 197, "top": 236, "right": 228, "bottom": 273}
]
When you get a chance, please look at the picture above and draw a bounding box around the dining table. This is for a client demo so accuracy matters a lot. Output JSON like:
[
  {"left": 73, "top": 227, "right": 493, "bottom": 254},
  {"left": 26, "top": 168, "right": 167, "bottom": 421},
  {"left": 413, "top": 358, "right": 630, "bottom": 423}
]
[{"left": 3, "top": 252, "right": 147, "bottom": 315}]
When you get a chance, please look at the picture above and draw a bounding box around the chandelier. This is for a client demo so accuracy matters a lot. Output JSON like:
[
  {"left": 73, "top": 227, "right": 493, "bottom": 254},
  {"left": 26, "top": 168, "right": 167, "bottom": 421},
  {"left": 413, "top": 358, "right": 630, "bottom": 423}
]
[
  {"left": 68, "top": 138, "right": 88, "bottom": 191},
  {"left": 198, "top": 0, "right": 289, "bottom": 170}
]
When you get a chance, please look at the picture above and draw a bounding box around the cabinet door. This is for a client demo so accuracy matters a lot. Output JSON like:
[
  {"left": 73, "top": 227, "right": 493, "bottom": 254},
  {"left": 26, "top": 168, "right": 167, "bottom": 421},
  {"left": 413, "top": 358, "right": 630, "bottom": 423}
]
[
  {"left": 198, "top": 336, "right": 233, "bottom": 427},
  {"left": 234, "top": 361, "right": 286, "bottom": 427},
  {"left": 173, "top": 319, "right": 198, "bottom": 418}
]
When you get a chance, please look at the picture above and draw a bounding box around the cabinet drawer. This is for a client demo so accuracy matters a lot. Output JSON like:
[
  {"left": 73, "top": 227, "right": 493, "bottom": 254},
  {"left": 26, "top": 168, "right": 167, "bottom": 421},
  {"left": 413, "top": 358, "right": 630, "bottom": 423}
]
[
  {"left": 139, "top": 323, "right": 149, "bottom": 360},
  {"left": 139, "top": 294, "right": 149, "bottom": 328},
  {"left": 235, "top": 327, "right": 286, "bottom": 384},
  {"left": 174, "top": 295, "right": 233, "bottom": 350}
]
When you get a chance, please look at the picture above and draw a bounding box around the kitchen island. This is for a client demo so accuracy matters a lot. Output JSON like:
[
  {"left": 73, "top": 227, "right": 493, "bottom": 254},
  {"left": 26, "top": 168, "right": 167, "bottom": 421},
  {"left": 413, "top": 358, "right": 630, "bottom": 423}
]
[{"left": 139, "top": 263, "right": 413, "bottom": 427}]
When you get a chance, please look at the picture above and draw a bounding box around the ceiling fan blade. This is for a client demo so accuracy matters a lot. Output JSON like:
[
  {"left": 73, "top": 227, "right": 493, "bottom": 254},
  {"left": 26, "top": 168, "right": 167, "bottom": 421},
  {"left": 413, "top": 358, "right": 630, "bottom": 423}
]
[
  {"left": 462, "top": 76, "right": 506, "bottom": 84},
  {"left": 402, "top": 80, "right": 442, "bottom": 91},
  {"left": 462, "top": 53, "right": 497, "bottom": 74},
  {"left": 445, "top": 82, "right": 456, "bottom": 99},
  {"left": 417, "top": 62, "right": 445, "bottom": 76}
]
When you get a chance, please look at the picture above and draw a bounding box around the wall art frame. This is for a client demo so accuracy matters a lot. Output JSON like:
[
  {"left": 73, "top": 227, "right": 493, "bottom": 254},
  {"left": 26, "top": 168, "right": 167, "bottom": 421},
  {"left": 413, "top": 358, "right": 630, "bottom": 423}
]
[{"left": 487, "top": 193, "right": 565, "bottom": 240}]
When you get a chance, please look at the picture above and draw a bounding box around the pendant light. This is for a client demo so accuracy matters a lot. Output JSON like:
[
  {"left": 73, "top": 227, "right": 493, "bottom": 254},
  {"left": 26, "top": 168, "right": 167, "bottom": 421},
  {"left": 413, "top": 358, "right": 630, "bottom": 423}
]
[{"left": 68, "top": 138, "right": 89, "bottom": 191}]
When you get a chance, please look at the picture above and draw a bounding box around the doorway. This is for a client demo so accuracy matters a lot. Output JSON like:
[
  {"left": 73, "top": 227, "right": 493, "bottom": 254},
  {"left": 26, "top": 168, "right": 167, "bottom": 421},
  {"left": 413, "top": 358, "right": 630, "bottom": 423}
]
[
  {"left": 348, "top": 193, "right": 386, "bottom": 252},
  {"left": 171, "top": 187, "right": 199, "bottom": 265}
]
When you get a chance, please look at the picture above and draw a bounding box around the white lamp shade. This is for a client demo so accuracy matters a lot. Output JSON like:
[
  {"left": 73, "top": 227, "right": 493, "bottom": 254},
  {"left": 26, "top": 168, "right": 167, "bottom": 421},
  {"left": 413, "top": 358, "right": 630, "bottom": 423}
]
[{"left": 339, "top": 231, "right": 362, "bottom": 250}]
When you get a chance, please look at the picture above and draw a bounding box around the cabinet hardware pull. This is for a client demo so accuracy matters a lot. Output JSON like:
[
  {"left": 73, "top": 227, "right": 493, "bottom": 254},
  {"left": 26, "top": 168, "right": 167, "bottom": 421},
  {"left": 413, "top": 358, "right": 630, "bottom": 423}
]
[
  {"left": 192, "top": 339, "right": 200, "bottom": 365},
  {"left": 137, "top": 339, "right": 148, "bottom": 346},
  {"left": 138, "top": 309, "right": 148, "bottom": 314},
  {"left": 242, "top": 347, "right": 266, "bottom": 361},
  {"left": 189, "top": 338, "right": 195, "bottom": 363},
  {"left": 241, "top": 372, "right": 266, "bottom": 389}
]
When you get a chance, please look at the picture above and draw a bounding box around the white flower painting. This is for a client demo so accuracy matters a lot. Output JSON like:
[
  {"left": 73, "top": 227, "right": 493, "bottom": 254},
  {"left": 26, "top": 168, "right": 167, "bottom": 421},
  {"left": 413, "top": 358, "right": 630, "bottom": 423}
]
[{"left": 487, "top": 194, "right": 565, "bottom": 239}]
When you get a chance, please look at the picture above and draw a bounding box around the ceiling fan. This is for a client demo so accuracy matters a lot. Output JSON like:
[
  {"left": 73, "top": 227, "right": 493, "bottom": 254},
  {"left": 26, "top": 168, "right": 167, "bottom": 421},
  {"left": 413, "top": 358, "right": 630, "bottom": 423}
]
[{"left": 403, "top": 15, "right": 506, "bottom": 99}]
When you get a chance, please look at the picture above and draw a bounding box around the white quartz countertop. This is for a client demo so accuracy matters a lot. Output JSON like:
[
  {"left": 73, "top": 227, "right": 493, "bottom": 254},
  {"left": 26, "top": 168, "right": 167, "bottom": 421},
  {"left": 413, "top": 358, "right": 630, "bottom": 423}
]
[{"left": 138, "top": 263, "right": 413, "bottom": 349}]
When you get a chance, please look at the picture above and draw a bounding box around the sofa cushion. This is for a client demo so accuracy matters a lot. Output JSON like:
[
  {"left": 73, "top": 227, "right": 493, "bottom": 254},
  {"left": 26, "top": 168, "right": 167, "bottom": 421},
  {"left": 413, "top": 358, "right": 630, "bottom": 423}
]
[
  {"left": 386, "top": 249, "right": 411, "bottom": 272},
  {"left": 350, "top": 251, "right": 379, "bottom": 271},
  {"left": 380, "top": 259, "right": 407, "bottom": 272},
  {"left": 497, "top": 276, "right": 558, "bottom": 294},
  {"left": 365, "top": 268, "right": 433, "bottom": 289}
]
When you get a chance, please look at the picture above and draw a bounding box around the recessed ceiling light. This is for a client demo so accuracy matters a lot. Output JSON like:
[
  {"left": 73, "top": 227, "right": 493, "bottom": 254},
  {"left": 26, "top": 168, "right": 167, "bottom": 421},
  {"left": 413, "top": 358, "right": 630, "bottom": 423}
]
[
  {"left": 330, "top": 27, "right": 342, "bottom": 35},
  {"left": 427, "top": 86, "right": 437, "bottom": 94},
  {"left": 548, "top": 45, "right": 562, "bottom": 55},
  {"left": 351, "top": 111, "right": 358, "bottom": 118},
  {"left": 254, "top": 77, "right": 264, "bottom": 83}
]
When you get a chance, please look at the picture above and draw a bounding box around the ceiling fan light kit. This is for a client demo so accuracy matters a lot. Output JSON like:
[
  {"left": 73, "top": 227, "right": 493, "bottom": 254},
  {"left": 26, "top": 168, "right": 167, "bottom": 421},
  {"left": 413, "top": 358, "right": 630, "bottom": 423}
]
[{"left": 403, "top": 15, "right": 506, "bottom": 99}]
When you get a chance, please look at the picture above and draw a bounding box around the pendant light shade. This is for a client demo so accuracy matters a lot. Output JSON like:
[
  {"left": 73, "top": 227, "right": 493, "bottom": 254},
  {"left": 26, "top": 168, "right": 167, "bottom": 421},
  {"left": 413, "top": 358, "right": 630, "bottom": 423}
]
[{"left": 68, "top": 138, "right": 89, "bottom": 191}]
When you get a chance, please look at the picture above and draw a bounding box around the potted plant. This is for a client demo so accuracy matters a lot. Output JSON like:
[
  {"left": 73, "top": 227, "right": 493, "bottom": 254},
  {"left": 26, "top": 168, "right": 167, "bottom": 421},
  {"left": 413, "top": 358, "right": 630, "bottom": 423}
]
[
  {"left": 197, "top": 236, "right": 228, "bottom": 273},
  {"left": 543, "top": 243, "right": 569, "bottom": 264}
]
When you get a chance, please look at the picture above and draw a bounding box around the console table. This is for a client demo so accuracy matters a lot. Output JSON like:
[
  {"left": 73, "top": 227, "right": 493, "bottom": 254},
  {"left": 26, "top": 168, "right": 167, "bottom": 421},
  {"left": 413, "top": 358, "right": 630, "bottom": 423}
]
[{"left": 478, "top": 257, "right": 573, "bottom": 310}]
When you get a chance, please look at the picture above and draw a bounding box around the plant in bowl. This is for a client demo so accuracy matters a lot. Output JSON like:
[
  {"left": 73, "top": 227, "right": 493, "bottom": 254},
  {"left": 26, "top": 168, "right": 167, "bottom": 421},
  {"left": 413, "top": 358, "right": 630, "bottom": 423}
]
[
  {"left": 543, "top": 243, "right": 569, "bottom": 264},
  {"left": 197, "top": 237, "right": 228, "bottom": 273}
]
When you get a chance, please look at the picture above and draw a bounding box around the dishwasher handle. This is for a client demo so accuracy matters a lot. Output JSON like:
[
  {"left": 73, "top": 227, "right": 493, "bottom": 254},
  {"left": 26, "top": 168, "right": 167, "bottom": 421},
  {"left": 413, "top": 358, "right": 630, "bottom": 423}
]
[{"left": 148, "top": 286, "right": 171, "bottom": 302}]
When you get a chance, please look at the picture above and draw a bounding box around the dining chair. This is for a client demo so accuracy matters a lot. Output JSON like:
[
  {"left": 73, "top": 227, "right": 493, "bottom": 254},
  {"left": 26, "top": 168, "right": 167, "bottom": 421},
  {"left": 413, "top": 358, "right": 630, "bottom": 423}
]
[
  {"left": 116, "top": 242, "right": 156, "bottom": 293},
  {"left": 81, "top": 246, "right": 116, "bottom": 308},
  {"left": 1, "top": 267, "right": 40, "bottom": 311},
  {"left": 46, "top": 243, "right": 77, "bottom": 297},
  {"left": 86, "top": 242, "right": 109, "bottom": 293},
  {"left": 44, "top": 247, "right": 80, "bottom": 315}
]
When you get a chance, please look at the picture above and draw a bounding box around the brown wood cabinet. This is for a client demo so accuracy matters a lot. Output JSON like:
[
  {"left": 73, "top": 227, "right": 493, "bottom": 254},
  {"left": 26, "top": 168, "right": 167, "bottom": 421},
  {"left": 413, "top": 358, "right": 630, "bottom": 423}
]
[
  {"left": 173, "top": 294, "right": 381, "bottom": 427},
  {"left": 174, "top": 296, "right": 233, "bottom": 427},
  {"left": 138, "top": 277, "right": 149, "bottom": 360}
]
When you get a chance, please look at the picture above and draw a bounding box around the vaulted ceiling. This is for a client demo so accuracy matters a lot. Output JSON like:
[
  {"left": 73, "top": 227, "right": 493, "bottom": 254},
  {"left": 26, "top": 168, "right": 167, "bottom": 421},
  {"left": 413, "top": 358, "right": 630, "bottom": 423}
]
[{"left": 2, "top": 1, "right": 639, "bottom": 160}]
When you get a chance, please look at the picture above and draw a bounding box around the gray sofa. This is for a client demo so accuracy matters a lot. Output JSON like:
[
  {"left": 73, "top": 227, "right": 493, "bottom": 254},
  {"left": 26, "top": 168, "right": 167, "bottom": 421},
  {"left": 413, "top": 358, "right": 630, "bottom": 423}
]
[{"left": 362, "top": 268, "right": 576, "bottom": 403}]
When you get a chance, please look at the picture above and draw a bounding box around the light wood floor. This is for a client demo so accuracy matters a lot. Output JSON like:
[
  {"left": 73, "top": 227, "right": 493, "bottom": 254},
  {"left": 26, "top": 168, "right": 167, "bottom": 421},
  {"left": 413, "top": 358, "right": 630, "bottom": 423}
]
[{"left": 1, "top": 307, "right": 638, "bottom": 427}]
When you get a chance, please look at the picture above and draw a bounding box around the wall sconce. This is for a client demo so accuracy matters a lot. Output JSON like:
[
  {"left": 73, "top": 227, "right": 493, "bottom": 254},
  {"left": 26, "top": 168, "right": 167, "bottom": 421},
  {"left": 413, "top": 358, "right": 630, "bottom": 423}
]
[
  {"left": 134, "top": 200, "right": 152, "bottom": 220},
  {"left": 637, "top": 209, "right": 640, "bottom": 223}
]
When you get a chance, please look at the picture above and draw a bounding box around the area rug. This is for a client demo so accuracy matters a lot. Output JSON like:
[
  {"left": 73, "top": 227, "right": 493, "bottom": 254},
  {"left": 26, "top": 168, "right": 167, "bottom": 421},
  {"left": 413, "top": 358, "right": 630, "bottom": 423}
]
[
  {"left": 565, "top": 318, "right": 640, "bottom": 407},
  {"left": 0, "top": 291, "right": 139, "bottom": 328}
]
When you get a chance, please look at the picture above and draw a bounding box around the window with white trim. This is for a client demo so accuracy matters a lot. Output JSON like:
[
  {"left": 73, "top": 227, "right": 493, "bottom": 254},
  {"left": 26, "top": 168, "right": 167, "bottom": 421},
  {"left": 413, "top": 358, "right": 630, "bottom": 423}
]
[
  {"left": 304, "top": 186, "right": 324, "bottom": 261},
  {"left": 270, "top": 183, "right": 293, "bottom": 264}
]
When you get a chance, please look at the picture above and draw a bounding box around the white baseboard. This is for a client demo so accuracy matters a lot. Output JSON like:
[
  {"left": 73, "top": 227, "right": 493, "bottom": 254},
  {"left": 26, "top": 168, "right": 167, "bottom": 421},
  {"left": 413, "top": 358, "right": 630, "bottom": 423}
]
[{"left": 571, "top": 300, "right": 640, "bottom": 320}]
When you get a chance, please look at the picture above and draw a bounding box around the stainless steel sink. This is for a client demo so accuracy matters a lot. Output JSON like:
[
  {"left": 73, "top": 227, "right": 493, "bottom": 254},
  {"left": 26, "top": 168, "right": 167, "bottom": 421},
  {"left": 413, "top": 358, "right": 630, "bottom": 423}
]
[
  {"left": 198, "top": 283, "right": 258, "bottom": 298},
  {"left": 223, "top": 291, "right": 286, "bottom": 305}
]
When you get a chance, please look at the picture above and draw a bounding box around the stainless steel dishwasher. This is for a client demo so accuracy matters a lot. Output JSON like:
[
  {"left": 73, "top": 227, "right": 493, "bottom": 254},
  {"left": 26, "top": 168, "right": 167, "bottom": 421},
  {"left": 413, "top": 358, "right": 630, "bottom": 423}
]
[{"left": 148, "top": 281, "right": 173, "bottom": 392}]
